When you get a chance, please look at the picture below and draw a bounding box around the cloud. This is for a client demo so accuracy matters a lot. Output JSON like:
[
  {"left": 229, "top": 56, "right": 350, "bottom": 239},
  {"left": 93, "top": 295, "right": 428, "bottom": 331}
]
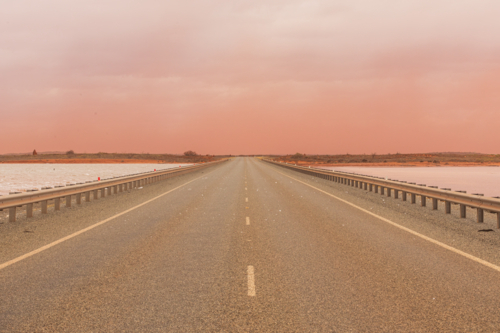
[{"left": 1, "top": 0, "right": 500, "bottom": 154}]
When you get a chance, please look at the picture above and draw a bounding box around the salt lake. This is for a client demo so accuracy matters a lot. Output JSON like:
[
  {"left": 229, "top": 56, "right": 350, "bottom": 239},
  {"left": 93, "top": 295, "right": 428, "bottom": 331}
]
[
  {"left": 0, "top": 164, "right": 191, "bottom": 196},
  {"left": 318, "top": 166, "right": 500, "bottom": 198}
]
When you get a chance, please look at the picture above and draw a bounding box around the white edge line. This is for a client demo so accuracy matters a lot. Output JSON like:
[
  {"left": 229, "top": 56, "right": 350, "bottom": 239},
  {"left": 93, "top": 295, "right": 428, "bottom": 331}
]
[
  {"left": 274, "top": 169, "right": 500, "bottom": 274},
  {"left": 0, "top": 171, "right": 213, "bottom": 271}
]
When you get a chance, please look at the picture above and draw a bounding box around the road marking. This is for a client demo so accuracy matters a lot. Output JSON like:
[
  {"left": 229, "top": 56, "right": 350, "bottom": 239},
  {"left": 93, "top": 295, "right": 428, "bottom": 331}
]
[
  {"left": 274, "top": 170, "right": 500, "bottom": 274},
  {"left": 245, "top": 187, "right": 247, "bottom": 190},
  {"left": 246, "top": 217, "right": 250, "bottom": 225},
  {"left": 245, "top": 197, "right": 248, "bottom": 202},
  {"left": 0, "top": 171, "right": 216, "bottom": 271},
  {"left": 248, "top": 265, "right": 256, "bottom": 296}
]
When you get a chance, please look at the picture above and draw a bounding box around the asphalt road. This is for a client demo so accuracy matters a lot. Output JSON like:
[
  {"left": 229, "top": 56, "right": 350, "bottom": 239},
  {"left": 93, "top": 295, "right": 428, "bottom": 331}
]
[{"left": 2, "top": 157, "right": 500, "bottom": 332}]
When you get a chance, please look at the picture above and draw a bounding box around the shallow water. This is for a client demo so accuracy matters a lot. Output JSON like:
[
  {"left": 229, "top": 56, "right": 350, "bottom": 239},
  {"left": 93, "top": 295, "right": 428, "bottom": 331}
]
[
  {"left": 0, "top": 164, "right": 191, "bottom": 196},
  {"left": 318, "top": 166, "right": 500, "bottom": 198}
]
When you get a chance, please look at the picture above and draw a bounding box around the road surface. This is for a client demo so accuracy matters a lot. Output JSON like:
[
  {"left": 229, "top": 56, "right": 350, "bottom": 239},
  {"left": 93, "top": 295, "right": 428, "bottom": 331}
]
[{"left": 1, "top": 157, "right": 500, "bottom": 332}]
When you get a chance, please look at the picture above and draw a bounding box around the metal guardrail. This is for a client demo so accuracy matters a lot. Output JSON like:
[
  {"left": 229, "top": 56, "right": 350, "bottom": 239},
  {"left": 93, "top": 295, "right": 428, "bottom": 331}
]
[
  {"left": 263, "top": 159, "right": 500, "bottom": 228},
  {"left": 1, "top": 159, "right": 227, "bottom": 222}
]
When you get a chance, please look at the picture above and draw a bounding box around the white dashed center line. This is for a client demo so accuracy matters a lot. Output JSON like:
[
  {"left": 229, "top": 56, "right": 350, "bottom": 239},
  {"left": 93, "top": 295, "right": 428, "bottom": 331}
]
[
  {"left": 245, "top": 198, "right": 248, "bottom": 202},
  {"left": 246, "top": 217, "right": 250, "bottom": 225},
  {"left": 247, "top": 266, "right": 256, "bottom": 296}
]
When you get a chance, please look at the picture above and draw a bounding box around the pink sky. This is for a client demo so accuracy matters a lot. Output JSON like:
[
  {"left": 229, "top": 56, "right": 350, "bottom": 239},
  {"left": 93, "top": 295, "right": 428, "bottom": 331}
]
[{"left": 1, "top": 0, "right": 499, "bottom": 155}]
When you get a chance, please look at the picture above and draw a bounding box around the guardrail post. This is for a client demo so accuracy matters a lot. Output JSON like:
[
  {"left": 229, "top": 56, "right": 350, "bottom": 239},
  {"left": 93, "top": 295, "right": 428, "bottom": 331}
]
[
  {"left": 432, "top": 198, "right": 438, "bottom": 210},
  {"left": 387, "top": 188, "right": 391, "bottom": 197},
  {"left": 85, "top": 192, "right": 90, "bottom": 202},
  {"left": 460, "top": 204, "right": 466, "bottom": 218},
  {"left": 102, "top": 188, "right": 107, "bottom": 198},
  {"left": 55, "top": 198, "right": 61, "bottom": 210},
  {"left": 27, "top": 203, "right": 33, "bottom": 218},
  {"left": 66, "top": 195, "right": 72, "bottom": 207},
  {"left": 369, "top": 184, "right": 373, "bottom": 192},
  {"left": 93, "top": 190, "right": 99, "bottom": 200},
  {"left": 114, "top": 185, "right": 118, "bottom": 194},
  {"left": 374, "top": 185, "right": 378, "bottom": 194},
  {"left": 477, "top": 208, "right": 484, "bottom": 223},
  {"left": 497, "top": 213, "right": 500, "bottom": 229},
  {"left": 445, "top": 201, "right": 451, "bottom": 213},
  {"left": 411, "top": 193, "right": 416, "bottom": 204},
  {"left": 402, "top": 191, "right": 407, "bottom": 201},
  {"left": 9, "top": 207, "right": 16, "bottom": 222},
  {"left": 42, "top": 201, "right": 48, "bottom": 214},
  {"left": 380, "top": 187, "right": 385, "bottom": 195},
  {"left": 394, "top": 190, "right": 399, "bottom": 199},
  {"left": 76, "top": 193, "right": 82, "bottom": 204},
  {"left": 421, "top": 196, "right": 426, "bottom": 207}
]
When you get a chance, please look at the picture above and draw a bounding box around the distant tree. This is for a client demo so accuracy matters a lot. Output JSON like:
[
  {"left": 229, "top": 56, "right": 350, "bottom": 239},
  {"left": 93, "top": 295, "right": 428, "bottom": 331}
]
[
  {"left": 66, "top": 150, "right": 75, "bottom": 155},
  {"left": 371, "top": 153, "right": 377, "bottom": 159},
  {"left": 33, "top": 149, "right": 37, "bottom": 156},
  {"left": 291, "top": 153, "right": 304, "bottom": 159},
  {"left": 184, "top": 150, "right": 197, "bottom": 156}
]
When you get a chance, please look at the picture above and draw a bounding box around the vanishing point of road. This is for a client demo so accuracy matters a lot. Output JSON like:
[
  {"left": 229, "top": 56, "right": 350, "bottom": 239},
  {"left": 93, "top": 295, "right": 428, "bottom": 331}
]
[{"left": 1, "top": 158, "right": 500, "bottom": 332}]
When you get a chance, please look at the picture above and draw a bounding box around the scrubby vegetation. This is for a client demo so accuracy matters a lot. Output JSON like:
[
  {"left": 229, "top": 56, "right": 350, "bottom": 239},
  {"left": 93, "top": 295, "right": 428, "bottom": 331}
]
[
  {"left": 0, "top": 152, "right": 225, "bottom": 163},
  {"left": 269, "top": 152, "right": 500, "bottom": 166}
]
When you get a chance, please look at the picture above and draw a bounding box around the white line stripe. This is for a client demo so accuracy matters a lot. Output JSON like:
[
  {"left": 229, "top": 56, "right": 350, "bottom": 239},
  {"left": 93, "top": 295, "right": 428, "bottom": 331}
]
[
  {"left": 246, "top": 217, "right": 250, "bottom": 225},
  {"left": 247, "top": 265, "right": 256, "bottom": 296},
  {"left": 245, "top": 187, "right": 247, "bottom": 190},
  {"left": 245, "top": 197, "right": 248, "bottom": 202},
  {"left": 274, "top": 170, "right": 500, "bottom": 274},
  {"left": 0, "top": 171, "right": 215, "bottom": 271}
]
